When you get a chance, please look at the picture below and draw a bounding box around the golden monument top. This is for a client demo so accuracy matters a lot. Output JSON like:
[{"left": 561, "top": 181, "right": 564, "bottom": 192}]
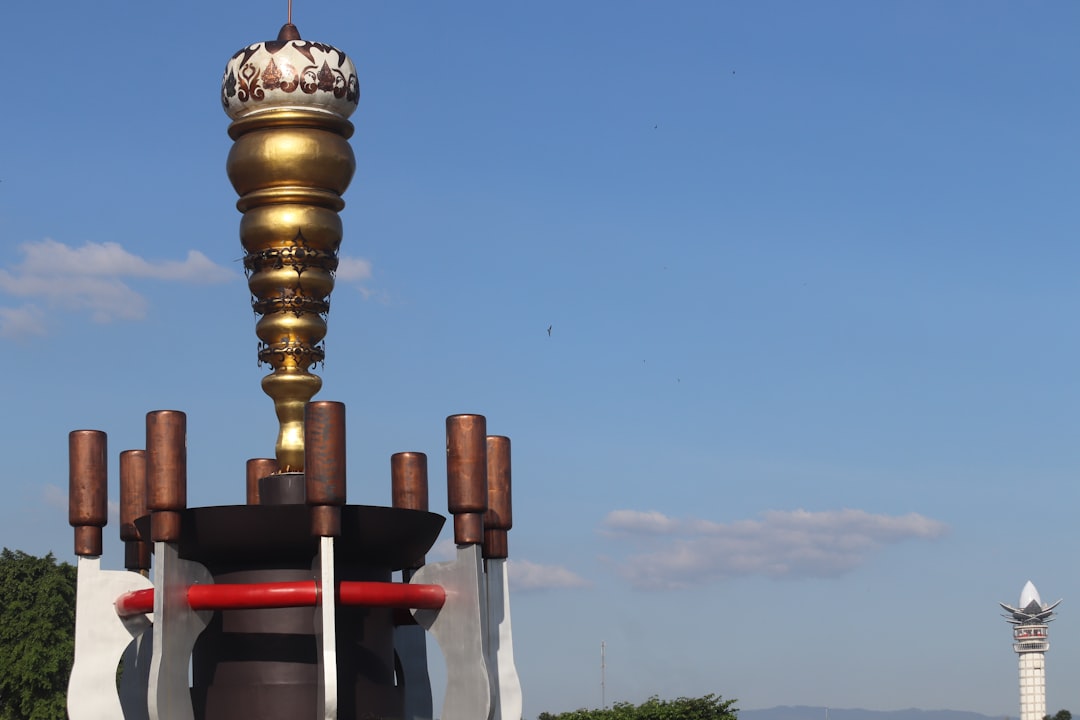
[
  {"left": 223, "top": 21, "right": 358, "bottom": 471},
  {"left": 221, "top": 22, "right": 359, "bottom": 121}
]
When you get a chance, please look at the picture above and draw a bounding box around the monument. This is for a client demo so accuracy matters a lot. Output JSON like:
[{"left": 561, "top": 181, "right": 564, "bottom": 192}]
[
  {"left": 65, "top": 14, "right": 522, "bottom": 720},
  {"left": 1000, "top": 580, "right": 1060, "bottom": 720}
]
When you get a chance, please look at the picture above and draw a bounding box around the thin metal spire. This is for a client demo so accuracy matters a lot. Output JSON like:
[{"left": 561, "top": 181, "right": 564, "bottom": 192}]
[{"left": 601, "top": 640, "right": 606, "bottom": 709}]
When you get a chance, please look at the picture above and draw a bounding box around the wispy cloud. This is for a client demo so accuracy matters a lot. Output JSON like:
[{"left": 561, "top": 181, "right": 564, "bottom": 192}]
[
  {"left": 509, "top": 559, "right": 590, "bottom": 591},
  {"left": 604, "top": 509, "right": 683, "bottom": 535},
  {"left": 602, "top": 508, "right": 948, "bottom": 590},
  {"left": 13, "top": 239, "right": 231, "bottom": 282},
  {"left": 335, "top": 255, "right": 383, "bottom": 301},
  {"left": 422, "top": 539, "right": 587, "bottom": 592},
  {"left": 336, "top": 256, "right": 372, "bottom": 282},
  {"left": 0, "top": 305, "right": 46, "bottom": 338},
  {"left": 0, "top": 239, "right": 235, "bottom": 337}
]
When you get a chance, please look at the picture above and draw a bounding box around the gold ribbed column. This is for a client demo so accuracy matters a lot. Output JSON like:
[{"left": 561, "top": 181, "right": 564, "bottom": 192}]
[{"left": 223, "top": 24, "right": 359, "bottom": 471}]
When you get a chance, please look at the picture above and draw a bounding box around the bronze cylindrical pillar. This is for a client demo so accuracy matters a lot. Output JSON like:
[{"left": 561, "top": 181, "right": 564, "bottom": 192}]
[
  {"left": 446, "top": 414, "right": 487, "bottom": 545},
  {"left": 120, "top": 449, "right": 151, "bottom": 571},
  {"left": 147, "top": 410, "right": 187, "bottom": 542},
  {"left": 246, "top": 457, "right": 278, "bottom": 505},
  {"left": 483, "top": 435, "right": 512, "bottom": 559},
  {"left": 69, "top": 430, "right": 108, "bottom": 557},
  {"left": 392, "top": 451, "right": 429, "bottom": 568},
  {"left": 305, "top": 401, "right": 346, "bottom": 536}
]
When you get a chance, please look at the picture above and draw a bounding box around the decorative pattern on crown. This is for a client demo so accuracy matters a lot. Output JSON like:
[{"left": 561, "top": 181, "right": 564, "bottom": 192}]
[{"left": 222, "top": 27, "right": 359, "bottom": 120}]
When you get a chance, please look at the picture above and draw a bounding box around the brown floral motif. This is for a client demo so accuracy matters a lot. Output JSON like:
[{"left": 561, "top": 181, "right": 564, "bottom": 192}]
[
  {"left": 222, "top": 70, "right": 237, "bottom": 106},
  {"left": 300, "top": 66, "right": 320, "bottom": 95},
  {"left": 238, "top": 63, "right": 263, "bottom": 101},
  {"left": 227, "top": 42, "right": 359, "bottom": 109},
  {"left": 317, "top": 62, "right": 335, "bottom": 92},
  {"left": 261, "top": 58, "right": 283, "bottom": 91}
]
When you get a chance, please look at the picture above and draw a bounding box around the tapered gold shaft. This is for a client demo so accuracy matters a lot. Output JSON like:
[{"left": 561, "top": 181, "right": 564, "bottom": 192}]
[{"left": 223, "top": 25, "right": 359, "bottom": 471}]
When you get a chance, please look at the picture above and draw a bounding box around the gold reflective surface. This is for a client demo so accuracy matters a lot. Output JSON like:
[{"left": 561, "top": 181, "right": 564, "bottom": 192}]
[{"left": 228, "top": 108, "right": 356, "bottom": 471}]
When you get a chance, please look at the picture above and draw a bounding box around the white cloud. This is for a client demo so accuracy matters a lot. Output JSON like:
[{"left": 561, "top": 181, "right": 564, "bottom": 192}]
[
  {"left": 0, "top": 305, "right": 46, "bottom": 339},
  {"left": 0, "top": 239, "right": 235, "bottom": 334},
  {"left": 508, "top": 559, "right": 590, "bottom": 591},
  {"left": 418, "top": 540, "right": 588, "bottom": 592},
  {"left": 336, "top": 256, "right": 372, "bottom": 282},
  {"left": 15, "top": 240, "right": 232, "bottom": 282},
  {"left": 1, "top": 272, "right": 148, "bottom": 321},
  {"left": 603, "top": 509, "right": 684, "bottom": 535},
  {"left": 601, "top": 508, "right": 948, "bottom": 590},
  {"left": 335, "top": 255, "right": 381, "bottom": 301}
]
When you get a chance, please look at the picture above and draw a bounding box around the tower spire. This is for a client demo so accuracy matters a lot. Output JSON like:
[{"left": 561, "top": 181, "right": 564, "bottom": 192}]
[
  {"left": 222, "top": 25, "right": 359, "bottom": 471},
  {"left": 1000, "top": 581, "right": 1061, "bottom": 720}
]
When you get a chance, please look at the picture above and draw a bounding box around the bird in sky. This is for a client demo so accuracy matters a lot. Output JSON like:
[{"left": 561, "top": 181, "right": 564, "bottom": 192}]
[{"left": 547, "top": 325, "right": 552, "bottom": 336}]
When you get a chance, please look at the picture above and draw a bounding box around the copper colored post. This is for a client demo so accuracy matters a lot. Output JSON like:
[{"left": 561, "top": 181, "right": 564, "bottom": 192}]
[
  {"left": 392, "top": 451, "right": 429, "bottom": 569},
  {"left": 246, "top": 457, "right": 278, "bottom": 505},
  {"left": 483, "top": 435, "right": 512, "bottom": 560},
  {"left": 446, "top": 414, "right": 487, "bottom": 545},
  {"left": 391, "top": 452, "right": 429, "bottom": 512},
  {"left": 308, "top": 505, "right": 338, "bottom": 537},
  {"left": 69, "top": 430, "right": 108, "bottom": 557},
  {"left": 146, "top": 410, "right": 187, "bottom": 542},
  {"left": 119, "top": 449, "right": 151, "bottom": 571},
  {"left": 305, "top": 401, "right": 346, "bottom": 536}
]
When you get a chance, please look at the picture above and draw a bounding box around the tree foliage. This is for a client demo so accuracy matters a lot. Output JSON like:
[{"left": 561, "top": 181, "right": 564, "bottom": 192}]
[
  {"left": 0, "top": 549, "right": 77, "bottom": 720},
  {"left": 1044, "top": 711, "right": 1072, "bottom": 720},
  {"left": 538, "top": 694, "right": 738, "bottom": 720}
]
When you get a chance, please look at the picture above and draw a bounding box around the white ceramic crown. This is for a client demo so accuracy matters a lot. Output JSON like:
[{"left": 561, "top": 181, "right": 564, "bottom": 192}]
[{"left": 221, "top": 24, "right": 359, "bottom": 120}]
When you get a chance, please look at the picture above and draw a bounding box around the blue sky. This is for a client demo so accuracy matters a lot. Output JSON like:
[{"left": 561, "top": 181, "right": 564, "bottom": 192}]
[{"left": 3, "top": 1, "right": 1079, "bottom": 717}]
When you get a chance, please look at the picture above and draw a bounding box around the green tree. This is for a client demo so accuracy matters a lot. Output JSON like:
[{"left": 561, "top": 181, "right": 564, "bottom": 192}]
[
  {"left": 538, "top": 694, "right": 738, "bottom": 720},
  {"left": 1044, "top": 711, "right": 1071, "bottom": 720},
  {"left": 0, "top": 549, "right": 77, "bottom": 720}
]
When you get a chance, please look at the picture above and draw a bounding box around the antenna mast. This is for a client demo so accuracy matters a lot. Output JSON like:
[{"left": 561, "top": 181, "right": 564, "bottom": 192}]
[{"left": 601, "top": 640, "right": 606, "bottom": 710}]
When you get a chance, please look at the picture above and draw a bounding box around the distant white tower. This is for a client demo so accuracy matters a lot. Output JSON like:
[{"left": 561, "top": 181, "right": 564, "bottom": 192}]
[{"left": 1000, "top": 580, "right": 1061, "bottom": 720}]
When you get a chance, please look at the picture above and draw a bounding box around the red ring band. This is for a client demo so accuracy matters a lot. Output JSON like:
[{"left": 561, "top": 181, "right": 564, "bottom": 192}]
[{"left": 115, "top": 580, "right": 445, "bottom": 617}]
